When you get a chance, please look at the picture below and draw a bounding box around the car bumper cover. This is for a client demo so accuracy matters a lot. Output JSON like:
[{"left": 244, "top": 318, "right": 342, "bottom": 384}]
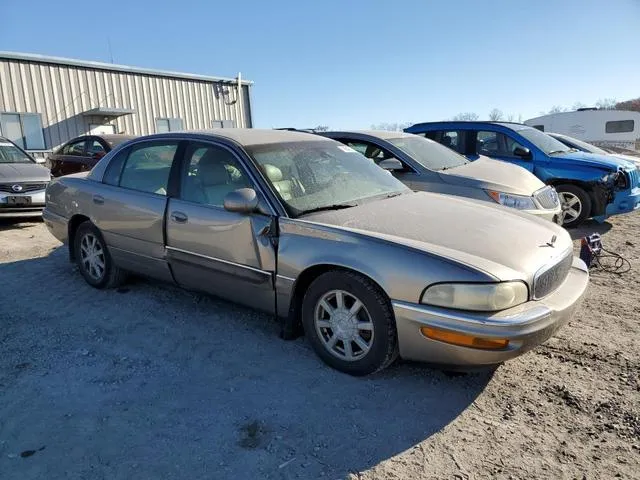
[
  {"left": 604, "top": 186, "right": 640, "bottom": 218},
  {"left": 0, "top": 191, "right": 45, "bottom": 217},
  {"left": 392, "top": 257, "right": 589, "bottom": 366}
]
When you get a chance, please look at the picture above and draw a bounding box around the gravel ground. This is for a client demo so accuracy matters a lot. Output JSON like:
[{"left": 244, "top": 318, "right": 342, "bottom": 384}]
[{"left": 0, "top": 214, "right": 638, "bottom": 480}]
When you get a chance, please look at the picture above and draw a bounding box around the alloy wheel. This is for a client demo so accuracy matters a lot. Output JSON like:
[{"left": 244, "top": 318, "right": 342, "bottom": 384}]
[
  {"left": 314, "top": 290, "right": 374, "bottom": 362},
  {"left": 80, "top": 233, "right": 106, "bottom": 281},
  {"left": 559, "top": 191, "right": 582, "bottom": 225}
]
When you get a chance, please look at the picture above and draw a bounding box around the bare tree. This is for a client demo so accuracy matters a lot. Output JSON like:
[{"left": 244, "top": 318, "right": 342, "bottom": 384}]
[
  {"left": 314, "top": 125, "right": 329, "bottom": 132},
  {"left": 488, "top": 109, "right": 504, "bottom": 121},
  {"left": 616, "top": 97, "right": 640, "bottom": 112},
  {"left": 572, "top": 102, "right": 587, "bottom": 110},
  {"left": 548, "top": 105, "right": 565, "bottom": 114},
  {"left": 452, "top": 112, "right": 479, "bottom": 121},
  {"left": 596, "top": 98, "right": 617, "bottom": 110},
  {"left": 370, "top": 122, "right": 412, "bottom": 131}
]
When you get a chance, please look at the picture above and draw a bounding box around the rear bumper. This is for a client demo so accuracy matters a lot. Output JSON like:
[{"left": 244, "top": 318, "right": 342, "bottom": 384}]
[
  {"left": 392, "top": 257, "right": 589, "bottom": 366},
  {"left": 42, "top": 208, "right": 69, "bottom": 243}
]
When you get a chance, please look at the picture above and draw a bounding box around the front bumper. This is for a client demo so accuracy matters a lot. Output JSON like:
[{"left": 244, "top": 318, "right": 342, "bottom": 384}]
[
  {"left": 521, "top": 205, "right": 562, "bottom": 223},
  {"left": 604, "top": 185, "right": 640, "bottom": 218},
  {"left": 392, "top": 257, "right": 589, "bottom": 366},
  {"left": 0, "top": 190, "right": 45, "bottom": 217}
]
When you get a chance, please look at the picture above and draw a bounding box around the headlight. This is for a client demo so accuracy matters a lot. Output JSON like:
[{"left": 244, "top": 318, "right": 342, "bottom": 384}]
[
  {"left": 421, "top": 282, "right": 529, "bottom": 311},
  {"left": 601, "top": 170, "right": 628, "bottom": 189},
  {"left": 485, "top": 190, "right": 536, "bottom": 210}
]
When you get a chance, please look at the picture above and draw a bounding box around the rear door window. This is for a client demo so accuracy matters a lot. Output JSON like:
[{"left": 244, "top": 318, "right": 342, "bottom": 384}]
[{"left": 116, "top": 142, "right": 179, "bottom": 195}]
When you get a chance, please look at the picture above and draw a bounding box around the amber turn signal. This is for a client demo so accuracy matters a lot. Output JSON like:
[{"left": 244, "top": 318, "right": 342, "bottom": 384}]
[{"left": 420, "top": 327, "right": 509, "bottom": 350}]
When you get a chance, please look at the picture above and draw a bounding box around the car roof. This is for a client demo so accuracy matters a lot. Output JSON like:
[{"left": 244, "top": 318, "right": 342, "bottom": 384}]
[
  {"left": 149, "top": 128, "right": 333, "bottom": 146},
  {"left": 324, "top": 130, "right": 414, "bottom": 140},
  {"left": 406, "top": 121, "right": 531, "bottom": 131},
  {"left": 97, "top": 134, "right": 138, "bottom": 142}
]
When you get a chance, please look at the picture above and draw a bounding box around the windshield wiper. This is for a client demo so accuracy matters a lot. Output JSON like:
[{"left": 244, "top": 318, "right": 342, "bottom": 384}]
[
  {"left": 548, "top": 150, "right": 568, "bottom": 155},
  {"left": 297, "top": 203, "right": 359, "bottom": 216}
]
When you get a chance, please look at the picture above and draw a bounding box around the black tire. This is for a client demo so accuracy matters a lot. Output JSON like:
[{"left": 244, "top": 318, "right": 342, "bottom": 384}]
[
  {"left": 301, "top": 270, "right": 398, "bottom": 376},
  {"left": 556, "top": 184, "right": 591, "bottom": 228},
  {"left": 73, "top": 221, "right": 126, "bottom": 289}
]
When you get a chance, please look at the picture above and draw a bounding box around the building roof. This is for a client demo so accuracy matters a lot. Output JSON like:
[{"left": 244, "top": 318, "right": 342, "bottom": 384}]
[{"left": 0, "top": 51, "right": 253, "bottom": 86}]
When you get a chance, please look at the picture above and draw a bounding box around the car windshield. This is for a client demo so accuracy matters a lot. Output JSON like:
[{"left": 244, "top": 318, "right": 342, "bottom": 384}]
[
  {"left": 555, "top": 135, "right": 608, "bottom": 155},
  {"left": 387, "top": 135, "right": 469, "bottom": 171},
  {"left": 246, "top": 140, "right": 410, "bottom": 217},
  {"left": 516, "top": 127, "right": 572, "bottom": 155},
  {"left": 0, "top": 141, "right": 35, "bottom": 164}
]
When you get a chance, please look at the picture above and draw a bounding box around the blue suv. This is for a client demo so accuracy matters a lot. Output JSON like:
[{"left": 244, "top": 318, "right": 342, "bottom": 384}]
[{"left": 404, "top": 121, "right": 640, "bottom": 227}]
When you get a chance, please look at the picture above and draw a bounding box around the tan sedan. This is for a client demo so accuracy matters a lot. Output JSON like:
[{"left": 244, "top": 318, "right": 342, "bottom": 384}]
[{"left": 43, "top": 129, "right": 589, "bottom": 375}]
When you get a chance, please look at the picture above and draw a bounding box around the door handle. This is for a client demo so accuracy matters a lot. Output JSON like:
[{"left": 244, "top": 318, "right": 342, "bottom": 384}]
[
  {"left": 170, "top": 211, "right": 188, "bottom": 223},
  {"left": 92, "top": 195, "right": 104, "bottom": 205}
]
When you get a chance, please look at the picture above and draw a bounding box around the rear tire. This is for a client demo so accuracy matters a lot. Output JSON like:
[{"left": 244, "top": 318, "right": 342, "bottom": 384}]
[
  {"left": 302, "top": 270, "right": 398, "bottom": 376},
  {"left": 74, "top": 222, "right": 126, "bottom": 289},
  {"left": 556, "top": 184, "right": 591, "bottom": 228}
]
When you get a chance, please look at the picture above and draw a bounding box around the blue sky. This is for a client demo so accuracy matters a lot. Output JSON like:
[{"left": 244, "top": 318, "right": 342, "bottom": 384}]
[{"left": 2, "top": 0, "right": 639, "bottom": 129}]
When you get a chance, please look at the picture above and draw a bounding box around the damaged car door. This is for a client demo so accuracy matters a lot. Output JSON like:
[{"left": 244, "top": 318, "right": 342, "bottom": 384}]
[{"left": 165, "top": 140, "right": 277, "bottom": 313}]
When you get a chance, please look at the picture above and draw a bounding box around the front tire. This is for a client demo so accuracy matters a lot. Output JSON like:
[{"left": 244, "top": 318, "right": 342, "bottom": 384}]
[
  {"left": 74, "top": 222, "right": 125, "bottom": 289},
  {"left": 556, "top": 184, "right": 591, "bottom": 228},
  {"left": 302, "top": 271, "right": 398, "bottom": 376}
]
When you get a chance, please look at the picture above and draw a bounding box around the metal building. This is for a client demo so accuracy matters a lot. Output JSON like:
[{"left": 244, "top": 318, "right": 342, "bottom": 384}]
[{"left": 0, "top": 51, "right": 253, "bottom": 158}]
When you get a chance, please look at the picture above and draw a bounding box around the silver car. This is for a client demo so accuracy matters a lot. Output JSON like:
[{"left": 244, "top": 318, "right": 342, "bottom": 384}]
[
  {"left": 320, "top": 131, "right": 562, "bottom": 223},
  {"left": 43, "top": 129, "right": 588, "bottom": 376},
  {"left": 0, "top": 137, "right": 51, "bottom": 218}
]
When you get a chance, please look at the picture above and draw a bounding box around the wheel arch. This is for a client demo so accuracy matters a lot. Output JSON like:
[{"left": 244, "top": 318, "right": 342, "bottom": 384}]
[
  {"left": 545, "top": 178, "right": 603, "bottom": 216},
  {"left": 67, "top": 214, "right": 91, "bottom": 261},
  {"left": 283, "top": 263, "right": 392, "bottom": 338}
]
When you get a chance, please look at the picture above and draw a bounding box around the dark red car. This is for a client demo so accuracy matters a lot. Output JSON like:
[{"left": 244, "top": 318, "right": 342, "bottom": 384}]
[{"left": 46, "top": 134, "right": 136, "bottom": 177}]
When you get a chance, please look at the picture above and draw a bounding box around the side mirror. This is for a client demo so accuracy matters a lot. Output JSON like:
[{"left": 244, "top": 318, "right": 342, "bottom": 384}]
[
  {"left": 378, "top": 158, "right": 403, "bottom": 171},
  {"left": 223, "top": 188, "right": 259, "bottom": 213},
  {"left": 513, "top": 146, "right": 532, "bottom": 159}
]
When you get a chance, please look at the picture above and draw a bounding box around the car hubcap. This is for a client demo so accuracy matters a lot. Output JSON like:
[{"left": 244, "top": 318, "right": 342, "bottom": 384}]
[
  {"left": 80, "top": 233, "right": 106, "bottom": 281},
  {"left": 559, "top": 192, "right": 582, "bottom": 225},
  {"left": 314, "top": 290, "right": 374, "bottom": 362}
]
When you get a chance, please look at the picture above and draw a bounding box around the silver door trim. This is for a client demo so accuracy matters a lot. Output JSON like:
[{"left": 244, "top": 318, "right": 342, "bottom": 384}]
[
  {"left": 276, "top": 274, "right": 296, "bottom": 283},
  {"left": 165, "top": 246, "right": 271, "bottom": 276}
]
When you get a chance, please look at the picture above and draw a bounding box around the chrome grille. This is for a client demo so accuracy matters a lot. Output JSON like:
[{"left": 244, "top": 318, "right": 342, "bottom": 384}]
[
  {"left": 534, "top": 186, "right": 560, "bottom": 209},
  {"left": 626, "top": 168, "right": 639, "bottom": 189},
  {"left": 0, "top": 182, "right": 48, "bottom": 193},
  {"left": 533, "top": 252, "right": 573, "bottom": 299}
]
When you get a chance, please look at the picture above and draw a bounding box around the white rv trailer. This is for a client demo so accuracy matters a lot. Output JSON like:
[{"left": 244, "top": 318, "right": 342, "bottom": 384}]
[{"left": 524, "top": 109, "right": 640, "bottom": 151}]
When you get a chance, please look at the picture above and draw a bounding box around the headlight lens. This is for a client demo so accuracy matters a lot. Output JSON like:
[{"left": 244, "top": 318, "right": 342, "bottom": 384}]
[
  {"left": 421, "top": 282, "right": 529, "bottom": 311},
  {"left": 485, "top": 190, "right": 536, "bottom": 210}
]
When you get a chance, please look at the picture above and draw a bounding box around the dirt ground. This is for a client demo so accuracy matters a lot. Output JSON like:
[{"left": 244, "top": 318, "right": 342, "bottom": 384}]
[{"left": 0, "top": 213, "right": 638, "bottom": 480}]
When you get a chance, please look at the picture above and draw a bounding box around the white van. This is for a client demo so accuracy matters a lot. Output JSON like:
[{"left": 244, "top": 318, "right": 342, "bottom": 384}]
[{"left": 524, "top": 109, "right": 640, "bottom": 151}]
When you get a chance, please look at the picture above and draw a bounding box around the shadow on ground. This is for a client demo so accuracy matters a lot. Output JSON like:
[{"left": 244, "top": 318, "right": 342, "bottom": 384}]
[
  {"left": 0, "top": 248, "right": 492, "bottom": 480},
  {"left": 567, "top": 219, "right": 613, "bottom": 241},
  {"left": 0, "top": 217, "right": 43, "bottom": 232}
]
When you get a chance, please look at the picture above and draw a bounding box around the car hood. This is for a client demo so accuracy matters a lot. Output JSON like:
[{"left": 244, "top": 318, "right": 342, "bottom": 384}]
[
  {"left": 610, "top": 153, "right": 640, "bottom": 168},
  {"left": 552, "top": 151, "right": 636, "bottom": 171},
  {"left": 0, "top": 163, "right": 51, "bottom": 183},
  {"left": 302, "top": 192, "right": 572, "bottom": 283},
  {"left": 439, "top": 157, "right": 544, "bottom": 195}
]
